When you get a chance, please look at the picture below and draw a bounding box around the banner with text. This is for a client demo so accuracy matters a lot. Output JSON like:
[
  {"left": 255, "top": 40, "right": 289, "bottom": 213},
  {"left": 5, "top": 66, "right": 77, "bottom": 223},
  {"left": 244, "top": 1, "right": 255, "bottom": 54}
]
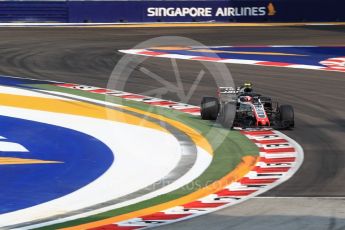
[{"left": 0, "top": 0, "right": 344, "bottom": 23}]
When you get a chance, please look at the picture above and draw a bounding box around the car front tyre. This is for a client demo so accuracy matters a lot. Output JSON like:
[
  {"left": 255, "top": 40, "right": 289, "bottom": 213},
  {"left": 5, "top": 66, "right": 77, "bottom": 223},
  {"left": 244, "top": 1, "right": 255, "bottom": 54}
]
[{"left": 201, "top": 97, "right": 220, "bottom": 120}]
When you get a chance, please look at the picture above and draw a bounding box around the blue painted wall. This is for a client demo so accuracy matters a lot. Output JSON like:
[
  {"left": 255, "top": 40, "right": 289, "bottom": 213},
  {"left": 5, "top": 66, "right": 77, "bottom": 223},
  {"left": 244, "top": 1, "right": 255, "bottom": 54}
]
[{"left": 0, "top": 0, "right": 344, "bottom": 23}]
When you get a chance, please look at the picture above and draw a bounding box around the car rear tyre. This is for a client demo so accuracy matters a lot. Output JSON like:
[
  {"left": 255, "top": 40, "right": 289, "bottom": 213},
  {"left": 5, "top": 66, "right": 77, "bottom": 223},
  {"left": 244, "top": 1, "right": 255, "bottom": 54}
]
[
  {"left": 201, "top": 97, "right": 219, "bottom": 120},
  {"left": 280, "top": 104, "right": 294, "bottom": 129}
]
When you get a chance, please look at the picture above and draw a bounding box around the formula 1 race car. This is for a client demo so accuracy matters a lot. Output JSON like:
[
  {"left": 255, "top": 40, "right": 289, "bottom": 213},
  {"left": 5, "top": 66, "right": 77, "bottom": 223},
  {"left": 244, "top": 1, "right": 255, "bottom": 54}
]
[{"left": 200, "top": 83, "right": 294, "bottom": 130}]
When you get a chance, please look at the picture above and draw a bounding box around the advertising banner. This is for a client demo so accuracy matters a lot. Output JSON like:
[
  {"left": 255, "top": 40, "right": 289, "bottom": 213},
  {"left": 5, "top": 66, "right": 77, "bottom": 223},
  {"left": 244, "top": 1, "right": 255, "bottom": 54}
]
[
  {"left": 68, "top": 0, "right": 345, "bottom": 23},
  {"left": 0, "top": 0, "right": 344, "bottom": 23}
]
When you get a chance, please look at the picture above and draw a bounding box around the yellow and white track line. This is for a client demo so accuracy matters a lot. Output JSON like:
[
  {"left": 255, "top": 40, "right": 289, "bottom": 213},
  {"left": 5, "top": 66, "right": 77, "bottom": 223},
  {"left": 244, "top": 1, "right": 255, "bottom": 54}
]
[{"left": 0, "top": 86, "right": 212, "bottom": 228}]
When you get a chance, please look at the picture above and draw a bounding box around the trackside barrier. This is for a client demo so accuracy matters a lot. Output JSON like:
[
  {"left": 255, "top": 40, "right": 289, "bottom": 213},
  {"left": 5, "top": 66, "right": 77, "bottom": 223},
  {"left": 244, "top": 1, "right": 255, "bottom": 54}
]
[
  {"left": 0, "top": 1, "right": 68, "bottom": 22},
  {"left": 0, "top": 0, "right": 344, "bottom": 23}
]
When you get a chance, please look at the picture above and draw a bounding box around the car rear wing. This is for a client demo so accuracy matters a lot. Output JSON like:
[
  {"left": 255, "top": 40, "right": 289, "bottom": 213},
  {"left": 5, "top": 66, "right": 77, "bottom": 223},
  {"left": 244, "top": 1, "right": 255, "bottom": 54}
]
[{"left": 218, "top": 87, "right": 238, "bottom": 103}]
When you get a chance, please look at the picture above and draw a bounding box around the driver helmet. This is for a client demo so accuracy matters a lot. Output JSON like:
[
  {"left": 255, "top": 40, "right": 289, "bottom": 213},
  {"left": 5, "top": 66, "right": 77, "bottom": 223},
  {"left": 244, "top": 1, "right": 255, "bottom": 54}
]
[{"left": 243, "top": 82, "right": 253, "bottom": 93}]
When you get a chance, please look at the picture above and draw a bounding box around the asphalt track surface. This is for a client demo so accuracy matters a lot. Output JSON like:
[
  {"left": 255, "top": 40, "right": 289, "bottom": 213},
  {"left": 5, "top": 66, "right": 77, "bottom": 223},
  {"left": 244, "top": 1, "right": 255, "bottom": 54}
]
[{"left": 0, "top": 25, "right": 344, "bottom": 229}]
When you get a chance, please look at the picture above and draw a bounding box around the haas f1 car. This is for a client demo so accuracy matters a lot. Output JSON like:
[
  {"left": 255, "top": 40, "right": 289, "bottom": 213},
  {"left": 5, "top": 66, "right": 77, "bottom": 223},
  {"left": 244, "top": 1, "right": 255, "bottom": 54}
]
[{"left": 200, "top": 83, "right": 294, "bottom": 130}]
